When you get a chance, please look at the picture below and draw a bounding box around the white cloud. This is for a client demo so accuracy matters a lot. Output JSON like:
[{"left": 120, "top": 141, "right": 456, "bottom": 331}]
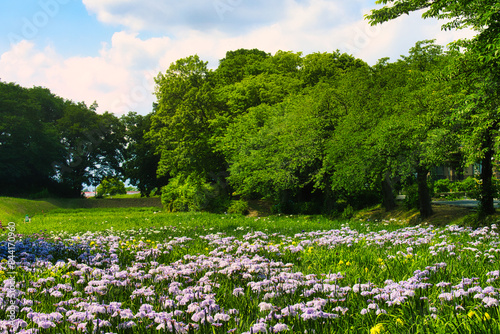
[
  {"left": 342, "top": 10, "right": 478, "bottom": 65},
  {"left": 0, "top": 38, "right": 154, "bottom": 115},
  {"left": 0, "top": 1, "right": 478, "bottom": 116},
  {"left": 82, "top": 0, "right": 290, "bottom": 34}
]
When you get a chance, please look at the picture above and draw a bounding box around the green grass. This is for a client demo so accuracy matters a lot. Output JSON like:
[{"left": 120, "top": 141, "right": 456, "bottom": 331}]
[
  {"left": 20, "top": 208, "right": 346, "bottom": 235},
  {"left": 4, "top": 209, "right": 500, "bottom": 333},
  {"left": 0, "top": 197, "right": 60, "bottom": 223},
  {"left": 0, "top": 196, "right": 163, "bottom": 227}
]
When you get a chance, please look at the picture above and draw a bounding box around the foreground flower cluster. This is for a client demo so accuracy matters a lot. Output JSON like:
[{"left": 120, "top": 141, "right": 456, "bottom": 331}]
[{"left": 1, "top": 219, "right": 500, "bottom": 333}]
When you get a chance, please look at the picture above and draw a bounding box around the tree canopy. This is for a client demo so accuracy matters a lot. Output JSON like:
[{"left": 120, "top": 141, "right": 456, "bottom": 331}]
[
  {"left": 3, "top": 37, "right": 499, "bottom": 218},
  {"left": 0, "top": 82, "right": 125, "bottom": 197},
  {"left": 367, "top": 0, "right": 500, "bottom": 216}
]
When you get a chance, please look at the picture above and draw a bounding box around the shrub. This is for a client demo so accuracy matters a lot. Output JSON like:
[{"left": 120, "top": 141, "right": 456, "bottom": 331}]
[
  {"left": 296, "top": 201, "right": 321, "bottom": 215},
  {"left": 28, "top": 188, "right": 51, "bottom": 199},
  {"left": 227, "top": 199, "right": 250, "bottom": 215},
  {"left": 454, "top": 177, "right": 476, "bottom": 192},
  {"left": 161, "top": 173, "right": 229, "bottom": 213},
  {"left": 161, "top": 174, "right": 210, "bottom": 212},
  {"left": 433, "top": 178, "right": 451, "bottom": 193},
  {"left": 341, "top": 204, "right": 354, "bottom": 220},
  {"left": 404, "top": 183, "right": 419, "bottom": 210},
  {"left": 96, "top": 177, "right": 127, "bottom": 198}
]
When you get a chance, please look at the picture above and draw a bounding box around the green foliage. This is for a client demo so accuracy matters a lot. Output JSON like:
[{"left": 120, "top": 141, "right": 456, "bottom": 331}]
[
  {"left": 366, "top": 0, "right": 500, "bottom": 216},
  {"left": 295, "top": 201, "right": 322, "bottom": 215},
  {"left": 95, "top": 177, "right": 127, "bottom": 198},
  {"left": 227, "top": 199, "right": 250, "bottom": 215},
  {"left": 27, "top": 188, "right": 51, "bottom": 200},
  {"left": 219, "top": 81, "right": 350, "bottom": 210},
  {"left": 121, "top": 112, "right": 167, "bottom": 197},
  {"left": 161, "top": 173, "right": 228, "bottom": 213},
  {"left": 341, "top": 204, "right": 355, "bottom": 220},
  {"left": 404, "top": 184, "right": 420, "bottom": 210},
  {"left": 0, "top": 82, "right": 65, "bottom": 196},
  {"left": 434, "top": 178, "right": 452, "bottom": 193},
  {"left": 215, "top": 48, "right": 271, "bottom": 86},
  {"left": 301, "top": 51, "right": 366, "bottom": 86},
  {"left": 433, "top": 177, "right": 480, "bottom": 199},
  {"left": 0, "top": 82, "right": 126, "bottom": 198},
  {"left": 54, "top": 104, "right": 126, "bottom": 197},
  {"left": 455, "top": 177, "right": 479, "bottom": 192},
  {"left": 149, "top": 55, "right": 222, "bottom": 180}
]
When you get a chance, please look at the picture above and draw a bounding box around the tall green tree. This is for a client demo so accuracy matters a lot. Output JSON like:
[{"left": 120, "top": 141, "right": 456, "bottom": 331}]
[
  {"left": 55, "top": 102, "right": 125, "bottom": 197},
  {"left": 215, "top": 49, "right": 270, "bottom": 86},
  {"left": 301, "top": 51, "right": 366, "bottom": 86},
  {"left": 325, "top": 41, "right": 459, "bottom": 218},
  {"left": 323, "top": 61, "right": 395, "bottom": 212},
  {"left": 219, "top": 82, "right": 354, "bottom": 213},
  {"left": 367, "top": 0, "right": 500, "bottom": 216},
  {"left": 96, "top": 177, "right": 126, "bottom": 198},
  {"left": 0, "top": 82, "right": 65, "bottom": 196},
  {"left": 397, "top": 42, "right": 461, "bottom": 218},
  {"left": 121, "top": 112, "right": 168, "bottom": 197},
  {"left": 149, "top": 55, "right": 223, "bottom": 180}
]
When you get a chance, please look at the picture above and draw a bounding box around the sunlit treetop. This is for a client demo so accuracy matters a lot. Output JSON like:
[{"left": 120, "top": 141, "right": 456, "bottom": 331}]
[
  {"left": 367, "top": 0, "right": 500, "bottom": 67},
  {"left": 366, "top": 0, "right": 500, "bottom": 32}
]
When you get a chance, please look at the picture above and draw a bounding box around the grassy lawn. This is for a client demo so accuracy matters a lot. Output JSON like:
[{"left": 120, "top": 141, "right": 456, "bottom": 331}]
[
  {"left": 2, "top": 205, "right": 500, "bottom": 333},
  {"left": 0, "top": 197, "right": 59, "bottom": 223}
]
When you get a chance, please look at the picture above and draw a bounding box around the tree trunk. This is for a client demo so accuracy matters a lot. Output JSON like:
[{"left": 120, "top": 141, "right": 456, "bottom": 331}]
[
  {"left": 381, "top": 171, "right": 396, "bottom": 211},
  {"left": 280, "top": 189, "right": 293, "bottom": 214},
  {"left": 322, "top": 175, "right": 335, "bottom": 215},
  {"left": 416, "top": 165, "right": 433, "bottom": 219},
  {"left": 479, "top": 130, "right": 496, "bottom": 216}
]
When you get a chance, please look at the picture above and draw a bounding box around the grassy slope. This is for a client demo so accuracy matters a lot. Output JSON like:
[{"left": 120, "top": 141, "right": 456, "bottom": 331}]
[
  {"left": 0, "top": 197, "right": 59, "bottom": 223},
  {"left": 354, "top": 202, "right": 499, "bottom": 227},
  {"left": 0, "top": 196, "right": 163, "bottom": 225}
]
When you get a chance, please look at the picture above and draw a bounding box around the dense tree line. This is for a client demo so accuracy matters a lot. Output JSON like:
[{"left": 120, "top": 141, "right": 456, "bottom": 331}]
[
  {"left": 147, "top": 43, "right": 469, "bottom": 218},
  {"left": 0, "top": 84, "right": 159, "bottom": 198},
  {"left": 2, "top": 1, "right": 498, "bottom": 218},
  {"left": 367, "top": 0, "right": 500, "bottom": 216},
  {"left": 149, "top": 0, "right": 500, "bottom": 218}
]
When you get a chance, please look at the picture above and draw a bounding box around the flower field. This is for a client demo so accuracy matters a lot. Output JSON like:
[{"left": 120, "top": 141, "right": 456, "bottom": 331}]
[{"left": 1, "top": 209, "right": 500, "bottom": 333}]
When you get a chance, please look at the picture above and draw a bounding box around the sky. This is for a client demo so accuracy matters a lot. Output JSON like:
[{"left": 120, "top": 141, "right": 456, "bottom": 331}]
[{"left": 0, "top": 0, "right": 476, "bottom": 116}]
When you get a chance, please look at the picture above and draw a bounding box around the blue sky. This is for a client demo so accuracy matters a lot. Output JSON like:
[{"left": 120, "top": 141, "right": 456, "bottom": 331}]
[{"left": 0, "top": 0, "right": 475, "bottom": 115}]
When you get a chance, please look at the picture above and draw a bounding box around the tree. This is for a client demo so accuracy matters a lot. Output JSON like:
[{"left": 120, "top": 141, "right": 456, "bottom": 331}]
[
  {"left": 95, "top": 177, "right": 126, "bottom": 198},
  {"left": 219, "top": 82, "right": 352, "bottom": 213},
  {"left": 54, "top": 102, "right": 125, "bottom": 197},
  {"left": 215, "top": 49, "right": 271, "bottom": 86},
  {"left": 0, "top": 81, "right": 125, "bottom": 198},
  {"left": 396, "top": 42, "right": 461, "bottom": 218},
  {"left": 0, "top": 82, "right": 66, "bottom": 196},
  {"left": 149, "top": 55, "right": 223, "bottom": 180},
  {"left": 366, "top": 0, "right": 500, "bottom": 216},
  {"left": 121, "top": 112, "right": 168, "bottom": 197},
  {"left": 215, "top": 51, "right": 371, "bottom": 214},
  {"left": 323, "top": 61, "right": 396, "bottom": 212},
  {"left": 301, "top": 51, "right": 366, "bottom": 86},
  {"left": 324, "top": 41, "right": 460, "bottom": 218}
]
